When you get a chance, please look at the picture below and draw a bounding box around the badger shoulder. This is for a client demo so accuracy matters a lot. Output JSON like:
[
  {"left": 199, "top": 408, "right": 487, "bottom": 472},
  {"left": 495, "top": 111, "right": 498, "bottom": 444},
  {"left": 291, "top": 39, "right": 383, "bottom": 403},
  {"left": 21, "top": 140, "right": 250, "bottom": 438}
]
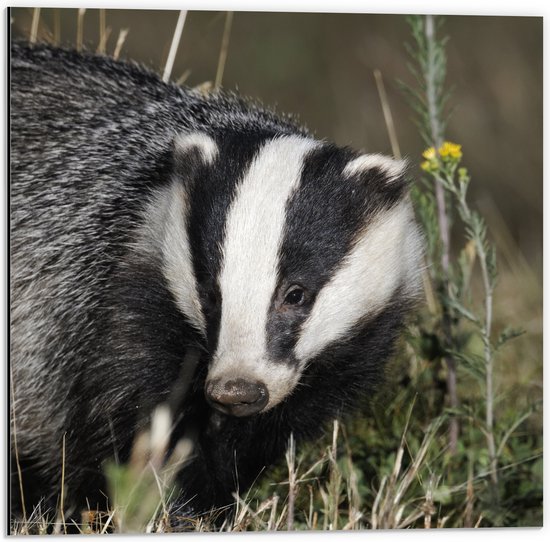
[{"left": 10, "top": 42, "right": 306, "bottom": 143}]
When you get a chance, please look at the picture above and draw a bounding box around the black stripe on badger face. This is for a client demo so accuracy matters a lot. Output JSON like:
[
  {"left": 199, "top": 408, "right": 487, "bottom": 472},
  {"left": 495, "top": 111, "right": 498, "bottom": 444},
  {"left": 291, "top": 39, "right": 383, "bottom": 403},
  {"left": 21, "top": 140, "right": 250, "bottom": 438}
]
[{"left": 266, "top": 145, "right": 409, "bottom": 363}]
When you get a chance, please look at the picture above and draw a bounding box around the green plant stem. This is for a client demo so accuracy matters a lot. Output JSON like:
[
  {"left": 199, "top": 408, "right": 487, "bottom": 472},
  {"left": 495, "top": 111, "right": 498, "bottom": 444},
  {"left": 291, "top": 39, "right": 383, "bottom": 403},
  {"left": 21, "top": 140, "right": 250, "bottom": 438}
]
[
  {"left": 456, "top": 186, "right": 497, "bottom": 487},
  {"left": 423, "top": 15, "right": 458, "bottom": 455},
  {"left": 435, "top": 170, "right": 498, "bottom": 487},
  {"left": 478, "top": 246, "right": 497, "bottom": 487},
  {"left": 425, "top": 16, "right": 444, "bottom": 150}
]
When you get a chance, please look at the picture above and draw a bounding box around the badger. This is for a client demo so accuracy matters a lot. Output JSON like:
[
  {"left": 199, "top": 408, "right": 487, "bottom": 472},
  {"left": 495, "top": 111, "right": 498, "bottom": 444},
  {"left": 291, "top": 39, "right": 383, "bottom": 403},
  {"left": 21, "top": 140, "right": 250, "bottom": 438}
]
[{"left": 10, "top": 42, "right": 423, "bottom": 525}]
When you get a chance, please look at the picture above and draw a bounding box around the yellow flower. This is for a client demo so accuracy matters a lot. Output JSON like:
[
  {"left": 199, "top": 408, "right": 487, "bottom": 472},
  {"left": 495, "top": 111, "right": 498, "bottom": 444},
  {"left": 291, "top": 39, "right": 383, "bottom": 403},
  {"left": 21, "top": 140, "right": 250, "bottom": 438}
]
[
  {"left": 422, "top": 147, "right": 437, "bottom": 160},
  {"left": 438, "top": 141, "right": 462, "bottom": 160},
  {"left": 420, "top": 160, "right": 432, "bottom": 172},
  {"left": 420, "top": 146, "right": 440, "bottom": 173}
]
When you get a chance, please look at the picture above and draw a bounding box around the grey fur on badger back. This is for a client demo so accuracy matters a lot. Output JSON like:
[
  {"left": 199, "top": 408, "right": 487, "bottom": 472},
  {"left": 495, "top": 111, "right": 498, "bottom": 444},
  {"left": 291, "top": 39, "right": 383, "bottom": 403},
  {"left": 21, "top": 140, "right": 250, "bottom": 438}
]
[{"left": 10, "top": 42, "right": 423, "bottom": 523}]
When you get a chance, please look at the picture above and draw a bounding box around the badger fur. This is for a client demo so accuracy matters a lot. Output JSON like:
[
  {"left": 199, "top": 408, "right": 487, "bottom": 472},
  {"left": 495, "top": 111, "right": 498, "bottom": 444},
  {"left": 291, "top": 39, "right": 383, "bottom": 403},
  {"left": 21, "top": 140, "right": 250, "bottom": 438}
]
[{"left": 10, "top": 42, "right": 423, "bottom": 523}]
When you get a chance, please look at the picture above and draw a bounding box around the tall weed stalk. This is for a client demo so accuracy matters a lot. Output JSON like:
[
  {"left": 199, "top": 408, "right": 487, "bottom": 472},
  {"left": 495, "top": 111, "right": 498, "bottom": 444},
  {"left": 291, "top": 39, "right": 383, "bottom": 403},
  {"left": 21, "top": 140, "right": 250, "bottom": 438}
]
[{"left": 402, "top": 15, "right": 537, "bottom": 521}]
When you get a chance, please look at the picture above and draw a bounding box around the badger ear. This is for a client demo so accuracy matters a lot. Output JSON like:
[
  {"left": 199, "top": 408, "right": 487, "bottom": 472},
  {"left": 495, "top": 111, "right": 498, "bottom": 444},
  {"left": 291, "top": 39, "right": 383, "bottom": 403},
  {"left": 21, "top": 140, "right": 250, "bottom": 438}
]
[
  {"left": 343, "top": 153, "right": 409, "bottom": 191},
  {"left": 172, "top": 132, "right": 218, "bottom": 181},
  {"left": 343, "top": 153, "right": 407, "bottom": 182}
]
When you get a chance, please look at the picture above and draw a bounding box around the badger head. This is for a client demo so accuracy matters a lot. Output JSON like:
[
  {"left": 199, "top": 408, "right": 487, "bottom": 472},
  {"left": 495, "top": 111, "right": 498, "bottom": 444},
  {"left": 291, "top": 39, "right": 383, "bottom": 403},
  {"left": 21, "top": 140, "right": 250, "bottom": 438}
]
[{"left": 156, "top": 131, "right": 423, "bottom": 418}]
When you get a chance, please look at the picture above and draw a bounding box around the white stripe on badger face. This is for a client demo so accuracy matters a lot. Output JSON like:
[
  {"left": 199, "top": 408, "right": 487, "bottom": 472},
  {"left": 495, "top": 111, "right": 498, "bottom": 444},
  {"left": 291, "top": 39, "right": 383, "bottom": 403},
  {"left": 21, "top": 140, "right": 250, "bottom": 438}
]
[
  {"left": 137, "top": 181, "right": 206, "bottom": 337},
  {"left": 295, "top": 198, "right": 423, "bottom": 362},
  {"left": 143, "top": 133, "right": 217, "bottom": 337},
  {"left": 161, "top": 181, "right": 207, "bottom": 336},
  {"left": 208, "top": 136, "right": 318, "bottom": 409}
]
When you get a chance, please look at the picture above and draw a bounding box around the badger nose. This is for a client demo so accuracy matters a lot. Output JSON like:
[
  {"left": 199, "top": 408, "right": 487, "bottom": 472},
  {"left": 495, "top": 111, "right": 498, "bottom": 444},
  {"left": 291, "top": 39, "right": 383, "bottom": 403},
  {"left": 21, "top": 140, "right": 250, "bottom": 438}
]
[{"left": 205, "top": 378, "right": 269, "bottom": 417}]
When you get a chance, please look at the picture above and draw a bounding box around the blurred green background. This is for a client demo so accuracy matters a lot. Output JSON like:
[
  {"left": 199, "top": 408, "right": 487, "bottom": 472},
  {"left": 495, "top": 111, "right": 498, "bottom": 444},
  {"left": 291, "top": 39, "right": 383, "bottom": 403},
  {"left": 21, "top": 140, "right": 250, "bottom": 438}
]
[{"left": 11, "top": 8, "right": 542, "bottom": 405}]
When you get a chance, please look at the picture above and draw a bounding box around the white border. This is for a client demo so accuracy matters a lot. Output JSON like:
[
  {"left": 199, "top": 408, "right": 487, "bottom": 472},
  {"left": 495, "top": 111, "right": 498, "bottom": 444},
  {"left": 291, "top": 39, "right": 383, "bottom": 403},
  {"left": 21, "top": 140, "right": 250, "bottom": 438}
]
[{"left": 1, "top": 1, "right": 546, "bottom": 540}]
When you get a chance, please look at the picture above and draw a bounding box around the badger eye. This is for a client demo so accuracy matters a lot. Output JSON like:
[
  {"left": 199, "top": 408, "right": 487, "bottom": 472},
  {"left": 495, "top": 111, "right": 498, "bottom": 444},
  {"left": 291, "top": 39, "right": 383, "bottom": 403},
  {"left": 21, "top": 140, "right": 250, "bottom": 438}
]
[{"left": 283, "top": 286, "right": 305, "bottom": 306}]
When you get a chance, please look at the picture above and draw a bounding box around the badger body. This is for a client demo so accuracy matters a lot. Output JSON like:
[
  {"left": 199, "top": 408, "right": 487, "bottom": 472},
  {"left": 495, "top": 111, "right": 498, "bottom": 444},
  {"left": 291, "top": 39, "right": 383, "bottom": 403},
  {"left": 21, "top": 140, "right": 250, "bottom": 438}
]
[{"left": 10, "top": 43, "right": 423, "bottom": 522}]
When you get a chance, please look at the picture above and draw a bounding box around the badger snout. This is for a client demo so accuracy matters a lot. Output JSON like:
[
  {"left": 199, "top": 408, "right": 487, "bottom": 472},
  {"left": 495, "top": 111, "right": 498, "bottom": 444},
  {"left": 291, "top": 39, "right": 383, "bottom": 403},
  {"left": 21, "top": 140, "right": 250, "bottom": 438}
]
[{"left": 205, "top": 378, "right": 269, "bottom": 417}]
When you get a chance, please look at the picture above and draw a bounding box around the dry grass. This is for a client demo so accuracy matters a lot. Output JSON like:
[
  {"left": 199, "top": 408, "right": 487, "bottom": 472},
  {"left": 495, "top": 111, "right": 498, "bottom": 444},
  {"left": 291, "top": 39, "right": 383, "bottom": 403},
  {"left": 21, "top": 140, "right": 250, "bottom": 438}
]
[{"left": 9, "top": 409, "right": 481, "bottom": 534}]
